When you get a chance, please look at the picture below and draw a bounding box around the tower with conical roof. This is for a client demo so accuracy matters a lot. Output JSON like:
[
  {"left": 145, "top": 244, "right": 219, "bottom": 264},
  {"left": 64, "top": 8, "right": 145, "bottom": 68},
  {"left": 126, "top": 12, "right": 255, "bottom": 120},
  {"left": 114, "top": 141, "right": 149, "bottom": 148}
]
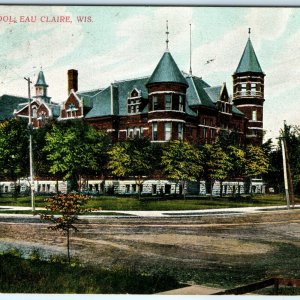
[
  {"left": 232, "top": 29, "right": 265, "bottom": 145},
  {"left": 33, "top": 69, "right": 51, "bottom": 103},
  {"left": 146, "top": 21, "right": 188, "bottom": 142}
]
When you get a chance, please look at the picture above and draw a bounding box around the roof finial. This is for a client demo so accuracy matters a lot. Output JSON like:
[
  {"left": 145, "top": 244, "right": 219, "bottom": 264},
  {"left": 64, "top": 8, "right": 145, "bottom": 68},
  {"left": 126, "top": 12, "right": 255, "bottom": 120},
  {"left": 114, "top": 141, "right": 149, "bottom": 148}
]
[
  {"left": 189, "top": 23, "right": 192, "bottom": 75},
  {"left": 165, "top": 20, "right": 169, "bottom": 51},
  {"left": 248, "top": 27, "right": 251, "bottom": 38}
]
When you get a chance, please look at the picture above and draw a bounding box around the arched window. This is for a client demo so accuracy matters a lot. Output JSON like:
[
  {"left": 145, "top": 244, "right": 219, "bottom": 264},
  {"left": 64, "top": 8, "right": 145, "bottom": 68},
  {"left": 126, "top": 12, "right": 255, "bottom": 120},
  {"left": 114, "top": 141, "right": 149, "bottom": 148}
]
[{"left": 32, "top": 106, "right": 37, "bottom": 118}]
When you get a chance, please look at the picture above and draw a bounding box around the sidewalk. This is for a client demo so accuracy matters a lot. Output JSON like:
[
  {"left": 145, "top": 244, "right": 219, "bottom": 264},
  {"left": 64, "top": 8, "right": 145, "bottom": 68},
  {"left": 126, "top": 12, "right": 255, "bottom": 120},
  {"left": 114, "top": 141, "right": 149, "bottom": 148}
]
[
  {"left": 99, "top": 204, "right": 297, "bottom": 217},
  {"left": 156, "top": 284, "right": 224, "bottom": 295},
  {"left": 0, "top": 204, "right": 297, "bottom": 218}
]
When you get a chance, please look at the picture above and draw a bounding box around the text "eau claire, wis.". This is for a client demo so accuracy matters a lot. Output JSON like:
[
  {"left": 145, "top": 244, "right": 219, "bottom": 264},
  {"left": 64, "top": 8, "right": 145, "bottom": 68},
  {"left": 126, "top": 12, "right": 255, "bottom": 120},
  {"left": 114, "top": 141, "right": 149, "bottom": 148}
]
[{"left": 0, "top": 15, "right": 92, "bottom": 23}]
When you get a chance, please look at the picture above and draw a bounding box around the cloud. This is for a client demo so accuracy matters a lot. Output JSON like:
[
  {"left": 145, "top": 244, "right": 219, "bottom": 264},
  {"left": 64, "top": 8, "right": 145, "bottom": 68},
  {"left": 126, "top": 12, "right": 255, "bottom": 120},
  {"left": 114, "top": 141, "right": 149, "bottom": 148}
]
[{"left": 245, "top": 8, "right": 292, "bottom": 42}]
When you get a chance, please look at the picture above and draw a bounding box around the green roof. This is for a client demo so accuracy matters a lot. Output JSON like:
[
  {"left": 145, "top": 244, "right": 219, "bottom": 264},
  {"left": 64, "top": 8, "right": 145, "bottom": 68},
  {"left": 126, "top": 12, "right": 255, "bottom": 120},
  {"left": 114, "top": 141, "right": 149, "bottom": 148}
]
[
  {"left": 35, "top": 70, "right": 48, "bottom": 87},
  {"left": 235, "top": 38, "right": 263, "bottom": 74},
  {"left": 147, "top": 51, "right": 188, "bottom": 86},
  {"left": 0, "top": 94, "right": 28, "bottom": 121}
]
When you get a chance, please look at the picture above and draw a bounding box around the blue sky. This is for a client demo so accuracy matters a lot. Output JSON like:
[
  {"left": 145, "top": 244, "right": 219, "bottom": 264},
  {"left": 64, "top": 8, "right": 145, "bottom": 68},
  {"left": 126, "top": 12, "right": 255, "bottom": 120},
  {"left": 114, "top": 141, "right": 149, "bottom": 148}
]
[{"left": 0, "top": 6, "right": 299, "bottom": 142}]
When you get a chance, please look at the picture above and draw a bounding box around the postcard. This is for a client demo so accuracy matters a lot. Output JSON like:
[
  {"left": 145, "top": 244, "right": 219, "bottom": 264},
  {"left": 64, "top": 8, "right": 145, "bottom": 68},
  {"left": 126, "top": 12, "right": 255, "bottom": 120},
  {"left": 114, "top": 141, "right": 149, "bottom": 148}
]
[{"left": 0, "top": 4, "right": 299, "bottom": 297}]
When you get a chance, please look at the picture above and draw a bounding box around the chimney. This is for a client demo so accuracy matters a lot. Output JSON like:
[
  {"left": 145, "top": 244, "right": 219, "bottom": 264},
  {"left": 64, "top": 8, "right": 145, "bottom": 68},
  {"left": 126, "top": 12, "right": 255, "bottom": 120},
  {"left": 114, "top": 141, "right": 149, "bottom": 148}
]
[{"left": 67, "top": 69, "right": 78, "bottom": 94}]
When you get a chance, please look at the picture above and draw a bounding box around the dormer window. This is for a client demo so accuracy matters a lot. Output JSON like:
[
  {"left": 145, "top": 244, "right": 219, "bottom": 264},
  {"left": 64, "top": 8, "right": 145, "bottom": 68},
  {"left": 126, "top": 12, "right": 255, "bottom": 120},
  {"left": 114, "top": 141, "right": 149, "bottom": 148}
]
[
  {"left": 128, "top": 89, "right": 141, "bottom": 114},
  {"left": 66, "top": 102, "right": 78, "bottom": 118}
]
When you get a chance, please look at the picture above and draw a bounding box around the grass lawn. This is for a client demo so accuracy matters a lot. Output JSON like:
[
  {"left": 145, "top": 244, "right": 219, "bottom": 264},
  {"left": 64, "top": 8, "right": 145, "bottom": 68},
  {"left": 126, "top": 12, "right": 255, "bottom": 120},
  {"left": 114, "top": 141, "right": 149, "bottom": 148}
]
[
  {"left": 0, "top": 251, "right": 180, "bottom": 293},
  {"left": 0, "top": 193, "right": 296, "bottom": 211}
]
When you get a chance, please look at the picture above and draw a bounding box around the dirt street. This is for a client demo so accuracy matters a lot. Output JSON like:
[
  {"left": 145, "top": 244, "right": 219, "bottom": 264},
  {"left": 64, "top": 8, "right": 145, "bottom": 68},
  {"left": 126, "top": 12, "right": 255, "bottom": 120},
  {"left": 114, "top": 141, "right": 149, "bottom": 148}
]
[{"left": 1, "top": 210, "right": 300, "bottom": 288}]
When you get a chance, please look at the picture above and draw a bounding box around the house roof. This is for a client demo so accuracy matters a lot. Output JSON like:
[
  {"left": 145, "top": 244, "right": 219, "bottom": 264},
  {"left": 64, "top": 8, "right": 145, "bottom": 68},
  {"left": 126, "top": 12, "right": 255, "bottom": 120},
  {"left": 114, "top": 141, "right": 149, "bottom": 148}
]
[
  {"left": 232, "top": 105, "right": 244, "bottom": 116},
  {"left": 235, "top": 38, "right": 263, "bottom": 74},
  {"left": 0, "top": 94, "right": 29, "bottom": 121},
  {"left": 186, "top": 76, "right": 215, "bottom": 109},
  {"left": 35, "top": 70, "right": 48, "bottom": 87},
  {"left": 85, "top": 77, "right": 149, "bottom": 118},
  {"left": 147, "top": 51, "right": 188, "bottom": 86}
]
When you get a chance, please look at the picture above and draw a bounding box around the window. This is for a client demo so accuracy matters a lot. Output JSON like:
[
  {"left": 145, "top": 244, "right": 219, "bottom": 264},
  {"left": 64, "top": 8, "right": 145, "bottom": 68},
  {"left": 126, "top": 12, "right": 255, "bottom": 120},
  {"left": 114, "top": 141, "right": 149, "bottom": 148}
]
[
  {"left": 165, "top": 184, "right": 171, "bottom": 194},
  {"left": 241, "top": 83, "right": 247, "bottom": 95},
  {"left": 251, "top": 83, "right": 256, "bottom": 96},
  {"left": 152, "top": 96, "right": 158, "bottom": 110},
  {"left": 140, "top": 127, "right": 144, "bottom": 137},
  {"left": 152, "top": 184, "right": 157, "bottom": 194},
  {"left": 132, "top": 184, "right": 137, "bottom": 193},
  {"left": 165, "top": 122, "right": 172, "bottom": 141},
  {"left": 178, "top": 123, "right": 183, "bottom": 140},
  {"left": 252, "top": 110, "right": 257, "bottom": 121},
  {"left": 128, "top": 98, "right": 140, "bottom": 114},
  {"left": 165, "top": 95, "right": 171, "bottom": 110},
  {"left": 203, "top": 127, "right": 207, "bottom": 140},
  {"left": 152, "top": 122, "right": 158, "bottom": 141},
  {"left": 32, "top": 107, "right": 37, "bottom": 118},
  {"left": 179, "top": 95, "right": 184, "bottom": 111},
  {"left": 125, "top": 184, "right": 130, "bottom": 193}
]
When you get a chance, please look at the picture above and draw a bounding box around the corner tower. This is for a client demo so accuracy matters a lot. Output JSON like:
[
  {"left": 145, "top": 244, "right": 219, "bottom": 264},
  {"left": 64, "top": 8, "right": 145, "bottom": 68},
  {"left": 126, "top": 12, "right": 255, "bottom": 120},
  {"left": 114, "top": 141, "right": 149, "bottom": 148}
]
[{"left": 232, "top": 30, "right": 265, "bottom": 145}]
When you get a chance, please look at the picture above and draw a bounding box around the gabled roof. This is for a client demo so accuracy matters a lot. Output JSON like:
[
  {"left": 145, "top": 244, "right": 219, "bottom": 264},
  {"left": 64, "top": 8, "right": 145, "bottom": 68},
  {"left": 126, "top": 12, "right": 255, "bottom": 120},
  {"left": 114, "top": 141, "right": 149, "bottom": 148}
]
[
  {"left": 147, "top": 51, "right": 188, "bottom": 86},
  {"left": 235, "top": 38, "right": 263, "bottom": 74},
  {"left": 186, "top": 76, "right": 215, "bottom": 109},
  {"left": 0, "top": 94, "right": 29, "bottom": 121},
  {"left": 204, "top": 86, "right": 222, "bottom": 103},
  {"left": 35, "top": 70, "right": 48, "bottom": 87}
]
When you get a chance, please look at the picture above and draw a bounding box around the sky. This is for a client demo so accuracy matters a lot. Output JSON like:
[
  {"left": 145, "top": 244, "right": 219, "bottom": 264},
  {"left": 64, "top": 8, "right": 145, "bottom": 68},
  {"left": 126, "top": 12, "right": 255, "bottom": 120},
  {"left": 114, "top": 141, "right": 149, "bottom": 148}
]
[{"left": 0, "top": 5, "right": 299, "bottom": 143}]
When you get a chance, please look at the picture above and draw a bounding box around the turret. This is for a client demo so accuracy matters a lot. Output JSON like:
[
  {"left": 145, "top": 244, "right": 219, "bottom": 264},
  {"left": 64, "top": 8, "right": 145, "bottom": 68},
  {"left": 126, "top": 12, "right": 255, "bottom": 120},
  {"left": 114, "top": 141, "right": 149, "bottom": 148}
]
[
  {"left": 146, "top": 21, "right": 188, "bottom": 142},
  {"left": 232, "top": 30, "right": 265, "bottom": 145},
  {"left": 33, "top": 69, "right": 51, "bottom": 103}
]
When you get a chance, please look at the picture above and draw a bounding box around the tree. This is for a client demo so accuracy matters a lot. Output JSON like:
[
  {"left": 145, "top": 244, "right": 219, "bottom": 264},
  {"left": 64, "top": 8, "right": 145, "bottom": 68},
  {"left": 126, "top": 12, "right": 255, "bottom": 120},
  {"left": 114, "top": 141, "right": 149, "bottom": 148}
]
[
  {"left": 226, "top": 145, "right": 246, "bottom": 196},
  {"left": 161, "top": 140, "right": 203, "bottom": 199},
  {"left": 44, "top": 120, "right": 110, "bottom": 191},
  {"left": 40, "top": 193, "right": 90, "bottom": 263},
  {"left": 201, "top": 140, "right": 232, "bottom": 198},
  {"left": 108, "top": 137, "right": 155, "bottom": 200},
  {"left": 32, "top": 120, "right": 56, "bottom": 180},
  {"left": 244, "top": 145, "right": 269, "bottom": 194},
  {"left": 0, "top": 119, "right": 29, "bottom": 196}
]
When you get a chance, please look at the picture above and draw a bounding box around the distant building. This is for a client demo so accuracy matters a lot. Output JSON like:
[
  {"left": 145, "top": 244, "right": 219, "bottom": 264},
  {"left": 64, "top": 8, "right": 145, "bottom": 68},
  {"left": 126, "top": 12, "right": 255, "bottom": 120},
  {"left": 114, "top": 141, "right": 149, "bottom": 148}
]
[{"left": 13, "top": 70, "right": 60, "bottom": 128}]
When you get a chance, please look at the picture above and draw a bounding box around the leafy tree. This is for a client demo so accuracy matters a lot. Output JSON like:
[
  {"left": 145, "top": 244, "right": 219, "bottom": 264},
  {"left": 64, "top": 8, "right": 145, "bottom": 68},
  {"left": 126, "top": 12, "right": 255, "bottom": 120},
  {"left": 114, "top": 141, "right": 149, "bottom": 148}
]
[
  {"left": 161, "top": 140, "right": 203, "bottom": 199},
  {"left": 201, "top": 140, "right": 232, "bottom": 198},
  {"left": 261, "top": 139, "right": 283, "bottom": 193},
  {"left": 40, "top": 193, "right": 90, "bottom": 263},
  {"left": 226, "top": 145, "right": 246, "bottom": 196},
  {"left": 280, "top": 124, "right": 300, "bottom": 194},
  {"left": 32, "top": 120, "right": 56, "bottom": 180},
  {"left": 244, "top": 145, "right": 269, "bottom": 194},
  {"left": 0, "top": 119, "right": 29, "bottom": 196},
  {"left": 108, "top": 137, "right": 155, "bottom": 200},
  {"left": 44, "top": 120, "right": 110, "bottom": 191}
]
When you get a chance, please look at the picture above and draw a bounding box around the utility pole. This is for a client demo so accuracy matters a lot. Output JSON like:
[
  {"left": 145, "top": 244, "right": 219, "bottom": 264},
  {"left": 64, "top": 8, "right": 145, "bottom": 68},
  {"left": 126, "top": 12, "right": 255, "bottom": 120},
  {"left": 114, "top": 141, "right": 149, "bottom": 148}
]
[
  {"left": 281, "top": 138, "right": 290, "bottom": 209},
  {"left": 24, "top": 77, "right": 35, "bottom": 213}
]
